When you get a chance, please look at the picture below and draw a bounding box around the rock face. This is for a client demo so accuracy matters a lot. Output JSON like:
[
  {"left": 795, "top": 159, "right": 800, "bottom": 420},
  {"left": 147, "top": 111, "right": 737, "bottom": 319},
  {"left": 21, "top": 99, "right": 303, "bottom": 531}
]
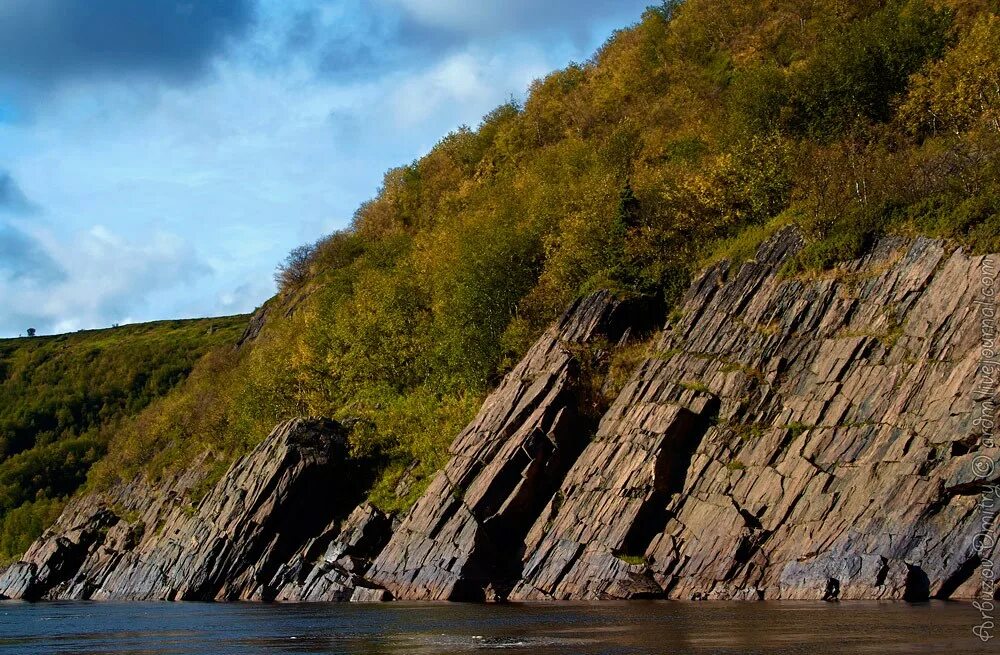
[
  {"left": 511, "top": 230, "right": 997, "bottom": 601},
  {"left": 365, "top": 291, "right": 653, "bottom": 600},
  {"left": 0, "top": 418, "right": 364, "bottom": 601},
  {"left": 3, "top": 230, "right": 997, "bottom": 603},
  {"left": 264, "top": 502, "right": 393, "bottom": 602}
]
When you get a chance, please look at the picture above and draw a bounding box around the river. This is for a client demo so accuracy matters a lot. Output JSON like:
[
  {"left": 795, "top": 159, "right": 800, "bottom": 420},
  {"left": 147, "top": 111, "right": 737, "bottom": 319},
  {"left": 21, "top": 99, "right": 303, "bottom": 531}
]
[{"left": 0, "top": 600, "right": 992, "bottom": 654}]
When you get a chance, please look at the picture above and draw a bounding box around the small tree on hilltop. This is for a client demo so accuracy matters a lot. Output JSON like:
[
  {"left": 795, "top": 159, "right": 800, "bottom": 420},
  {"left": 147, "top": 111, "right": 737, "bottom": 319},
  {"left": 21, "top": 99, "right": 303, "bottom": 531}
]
[
  {"left": 275, "top": 243, "right": 317, "bottom": 293},
  {"left": 26, "top": 328, "right": 36, "bottom": 337}
]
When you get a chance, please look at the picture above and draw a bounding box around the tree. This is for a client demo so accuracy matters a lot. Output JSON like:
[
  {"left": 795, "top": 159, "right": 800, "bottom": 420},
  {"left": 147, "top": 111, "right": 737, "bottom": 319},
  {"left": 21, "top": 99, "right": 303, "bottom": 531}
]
[
  {"left": 26, "top": 328, "right": 35, "bottom": 338},
  {"left": 650, "top": 0, "right": 683, "bottom": 21},
  {"left": 901, "top": 14, "right": 1000, "bottom": 136},
  {"left": 618, "top": 181, "right": 641, "bottom": 229},
  {"left": 275, "top": 244, "right": 316, "bottom": 292},
  {"left": 787, "top": 0, "right": 952, "bottom": 138}
]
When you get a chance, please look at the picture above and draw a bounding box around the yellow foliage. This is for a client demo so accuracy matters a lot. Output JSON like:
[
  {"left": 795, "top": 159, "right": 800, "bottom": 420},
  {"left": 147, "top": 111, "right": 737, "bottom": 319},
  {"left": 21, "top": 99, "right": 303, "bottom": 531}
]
[{"left": 902, "top": 14, "right": 1000, "bottom": 135}]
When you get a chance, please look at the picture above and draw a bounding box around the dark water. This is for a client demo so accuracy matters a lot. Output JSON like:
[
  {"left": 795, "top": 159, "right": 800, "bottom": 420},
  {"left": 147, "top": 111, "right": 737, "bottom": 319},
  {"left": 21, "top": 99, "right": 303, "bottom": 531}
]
[{"left": 0, "top": 601, "right": 993, "bottom": 655}]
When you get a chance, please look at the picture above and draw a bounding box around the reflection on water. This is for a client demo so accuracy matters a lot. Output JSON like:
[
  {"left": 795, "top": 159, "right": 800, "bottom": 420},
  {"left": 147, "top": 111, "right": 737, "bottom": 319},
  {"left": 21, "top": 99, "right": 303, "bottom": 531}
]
[{"left": 0, "top": 600, "right": 991, "bottom": 654}]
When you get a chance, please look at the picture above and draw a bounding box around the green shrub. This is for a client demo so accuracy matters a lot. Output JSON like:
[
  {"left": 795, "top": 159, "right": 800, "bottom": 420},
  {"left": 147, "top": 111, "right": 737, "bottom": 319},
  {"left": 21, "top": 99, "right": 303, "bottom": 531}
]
[
  {"left": 0, "top": 498, "right": 66, "bottom": 564},
  {"left": 787, "top": 0, "right": 952, "bottom": 138}
]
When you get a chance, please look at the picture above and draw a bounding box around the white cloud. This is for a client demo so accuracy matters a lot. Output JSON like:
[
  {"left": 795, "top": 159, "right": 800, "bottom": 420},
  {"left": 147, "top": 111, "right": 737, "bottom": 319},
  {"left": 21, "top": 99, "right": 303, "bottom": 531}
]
[
  {"left": 389, "top": 47, "right": 547, "bottom": 127},
  {"left": 0, "top": 223, "right": 212, "bottom": 335},
  {"left": 386, "top": 0, "right": 648, "bottom": 36}
]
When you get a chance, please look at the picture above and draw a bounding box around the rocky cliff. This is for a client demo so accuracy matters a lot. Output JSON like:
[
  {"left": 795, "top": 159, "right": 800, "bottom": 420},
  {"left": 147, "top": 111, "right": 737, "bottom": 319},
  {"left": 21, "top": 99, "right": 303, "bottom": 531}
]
[
  {"left": 364, "top": 291, "right": 651, "bottom": 600},
  {"left": 0, "top": 418, "right": 369, "bottom": 601},
  {"left": 511, "top": 231, "right": 996, "bottom": 601},
  {"left": 2, "top": 230, "right": 996, "bottom": 602}
]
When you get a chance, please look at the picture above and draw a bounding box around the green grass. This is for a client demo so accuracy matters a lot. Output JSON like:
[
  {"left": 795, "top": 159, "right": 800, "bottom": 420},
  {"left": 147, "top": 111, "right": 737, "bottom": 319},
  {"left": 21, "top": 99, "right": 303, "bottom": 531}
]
[
  {"left": 785, "top": 422, "right": 813, "bottom": 439},
  {"left": 615, "top": 553, "right": 649, "bottom": 566},
  {"left": 679, "top": 380, "right": 712, "bottom": 394}
]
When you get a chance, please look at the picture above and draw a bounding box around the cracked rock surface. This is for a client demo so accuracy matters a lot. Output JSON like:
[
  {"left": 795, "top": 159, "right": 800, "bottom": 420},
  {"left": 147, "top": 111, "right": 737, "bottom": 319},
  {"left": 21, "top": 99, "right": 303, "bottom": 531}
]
[
  {"left": 0, "top": 418, "right": 362, "bottom": 601},
  {"left": 512, "top": 230, "right": 997, "bottom": 600},
  {"left": 365, "top": 291, "right": 644, "bottom": 600}
]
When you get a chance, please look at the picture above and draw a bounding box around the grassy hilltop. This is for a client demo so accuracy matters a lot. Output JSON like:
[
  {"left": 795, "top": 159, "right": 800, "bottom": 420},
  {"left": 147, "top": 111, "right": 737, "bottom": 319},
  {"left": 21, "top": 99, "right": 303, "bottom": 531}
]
[
  {"left": 0, "top": 317, "right": 246, "bottom": 561},
  {"left": 3, "top": 0, "right": 999, "bottom": 559}
]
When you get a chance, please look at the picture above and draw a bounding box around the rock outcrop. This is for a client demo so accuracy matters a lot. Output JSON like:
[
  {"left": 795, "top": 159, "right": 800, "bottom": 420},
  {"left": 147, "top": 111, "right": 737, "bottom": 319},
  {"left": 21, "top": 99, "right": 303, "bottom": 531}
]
[
  {"left": 3, "top": 230, "right": 996, "bottom": 603},
  {"left": 510, "top": 230, "right": 997, "bottom": 600},
  {"left": 264, "top": 502, "right": 393, "bottom": 602},
  {"left": 0, "top": 418, "right": 362, "bottom": 601},
  {"left": 365, "top": 291, "right": 654, "bottom": 600}
]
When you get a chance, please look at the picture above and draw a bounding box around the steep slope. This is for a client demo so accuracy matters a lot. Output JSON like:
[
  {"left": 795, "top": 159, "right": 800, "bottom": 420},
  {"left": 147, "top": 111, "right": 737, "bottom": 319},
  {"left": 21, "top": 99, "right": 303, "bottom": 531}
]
[
  {"left": 72, "top": 0, "right": 999, "bottom": 533},
  {"left": 0, "top": 418, "right": 362, "bottom": 601},
  {"left": 2, "top": 231, "right": 994, "bottom": 602},
  {"left": 364, "top": 292, "right": 659, "bottom": 600},
  {"left": 364, "top": 229, "right": 992, "bottom": 602}
]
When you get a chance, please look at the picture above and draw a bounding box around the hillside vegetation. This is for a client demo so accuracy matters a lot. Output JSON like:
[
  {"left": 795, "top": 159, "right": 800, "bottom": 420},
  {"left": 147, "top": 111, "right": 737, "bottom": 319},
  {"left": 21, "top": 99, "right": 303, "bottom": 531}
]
[
  {"left": 12, "top": 0, "right": 999, "bottom": 556},
  {"left": 0, "top": 317, "right": 246, "bottom": 562}
]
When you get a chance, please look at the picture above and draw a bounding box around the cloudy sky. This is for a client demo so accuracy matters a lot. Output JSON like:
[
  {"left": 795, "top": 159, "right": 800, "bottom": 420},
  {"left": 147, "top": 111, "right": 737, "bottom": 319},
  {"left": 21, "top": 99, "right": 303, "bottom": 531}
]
[{"left": 0, "top": 0, "right": 651, "bottom": 337}]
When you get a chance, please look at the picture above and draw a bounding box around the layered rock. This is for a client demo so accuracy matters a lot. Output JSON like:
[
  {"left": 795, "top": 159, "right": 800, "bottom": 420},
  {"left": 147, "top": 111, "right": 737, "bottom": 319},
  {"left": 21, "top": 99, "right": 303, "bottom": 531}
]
[
  {"left": 3, "top": 230, "right": 996, "bottom": 603},
  {"left": 510, "top": 230, "right": 998, "bottom": 600},
  {"left": 264, "top": 502, "right": 393, "bottom": 602},
  {"left": 365, "top": 291, "right": 654, "bottom": 600},
  {"left": 0, "top": 418, "right": 361, "bottom": 601}
]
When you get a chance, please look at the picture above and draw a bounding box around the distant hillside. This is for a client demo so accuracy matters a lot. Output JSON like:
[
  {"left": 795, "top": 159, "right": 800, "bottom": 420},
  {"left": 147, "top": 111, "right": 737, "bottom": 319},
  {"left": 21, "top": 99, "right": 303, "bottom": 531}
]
[{"left": 0, "top": 316, "right": 246, "bottom": 562}]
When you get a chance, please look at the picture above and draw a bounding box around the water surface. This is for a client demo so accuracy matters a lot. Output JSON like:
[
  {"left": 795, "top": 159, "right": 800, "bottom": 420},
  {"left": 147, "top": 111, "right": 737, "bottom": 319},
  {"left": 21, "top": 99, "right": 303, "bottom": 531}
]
[{"left": 0, "top": 601, "right": 992, "bottom": 654}]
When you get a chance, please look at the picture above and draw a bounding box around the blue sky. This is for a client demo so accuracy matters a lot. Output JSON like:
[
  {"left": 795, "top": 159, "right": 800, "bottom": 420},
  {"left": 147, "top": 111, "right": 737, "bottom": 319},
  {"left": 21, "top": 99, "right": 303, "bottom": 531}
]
[{"left": 0, "top": 0, "right": 652, "bottom": 337}]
